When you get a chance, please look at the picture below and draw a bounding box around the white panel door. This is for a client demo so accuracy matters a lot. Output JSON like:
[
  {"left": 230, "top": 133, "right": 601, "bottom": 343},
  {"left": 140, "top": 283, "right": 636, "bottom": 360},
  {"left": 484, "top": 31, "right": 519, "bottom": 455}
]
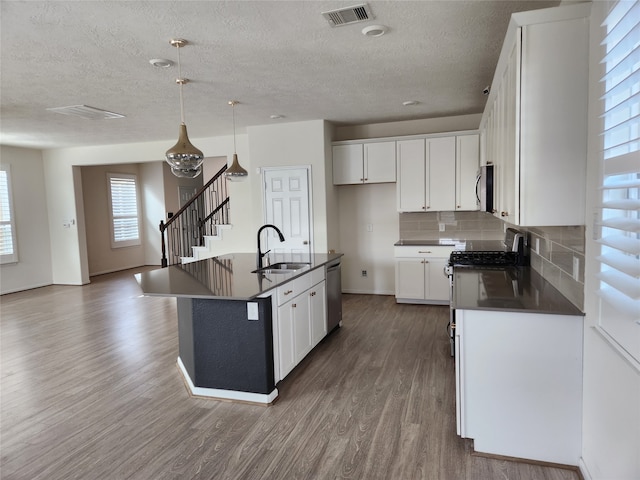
[{"left": 263, "top": 167, "right": 311, "bottom": 260}]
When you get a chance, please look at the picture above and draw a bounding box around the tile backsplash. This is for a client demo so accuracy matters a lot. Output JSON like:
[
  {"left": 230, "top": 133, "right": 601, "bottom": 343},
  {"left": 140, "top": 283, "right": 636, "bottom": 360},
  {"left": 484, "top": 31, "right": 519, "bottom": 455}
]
[
  {"left": 399, "top": 211, "right": 585, "bottom": 310},
  {"left": 399, "top": 211, "right": 505, "bottom": 241}
]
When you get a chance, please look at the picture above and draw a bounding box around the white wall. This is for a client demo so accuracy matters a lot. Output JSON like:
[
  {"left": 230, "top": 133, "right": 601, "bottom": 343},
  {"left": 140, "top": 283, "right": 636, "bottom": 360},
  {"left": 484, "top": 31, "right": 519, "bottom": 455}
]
[
  {"left": 335, "top": 114, "right": 481, "bottom": 295},
  {"left": 582, "top": 2, "right": 640, "bottom": 479},
  {"left": 140, "top": 162, "right": 165, "bottom": 266},
  {"left": 0, "top": 146, "right": 53, "bottom": 294},
  {"left": 247, "top": 120, "right": 336, "bottom": 253}
]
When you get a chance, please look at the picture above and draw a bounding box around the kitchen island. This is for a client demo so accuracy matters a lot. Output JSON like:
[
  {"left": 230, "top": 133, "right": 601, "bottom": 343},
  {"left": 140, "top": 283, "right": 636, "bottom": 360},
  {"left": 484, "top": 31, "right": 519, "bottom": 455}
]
[{"left": 136, "top": 252, "right": 343, "bottom": 404}]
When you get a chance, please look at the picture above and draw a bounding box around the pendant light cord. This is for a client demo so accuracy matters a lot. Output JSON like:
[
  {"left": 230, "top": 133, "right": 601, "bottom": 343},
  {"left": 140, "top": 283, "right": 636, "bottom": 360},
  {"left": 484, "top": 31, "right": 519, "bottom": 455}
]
[
  {"left": 232, "top": 102, "right": 237, "bottom": 153},
  {"left": 177, "top": 44, "right": 185, "bottom": 125}
]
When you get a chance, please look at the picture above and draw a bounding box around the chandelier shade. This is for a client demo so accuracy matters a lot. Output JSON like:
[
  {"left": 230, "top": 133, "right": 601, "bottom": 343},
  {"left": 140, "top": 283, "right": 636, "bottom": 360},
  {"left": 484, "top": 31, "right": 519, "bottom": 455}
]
[
  {"left": 165, "top": 39, "right": 203, "bottom": 178},
  {"left": 224, "top": 100, "right": 248, "bottom": 182}
]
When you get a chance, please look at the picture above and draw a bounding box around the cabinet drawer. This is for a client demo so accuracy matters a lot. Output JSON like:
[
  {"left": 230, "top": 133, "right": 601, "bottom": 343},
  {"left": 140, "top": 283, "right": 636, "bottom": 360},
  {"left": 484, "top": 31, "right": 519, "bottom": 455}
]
[
  {"left": 310, "top": 267, "right": 325, "bottom": 286},
  {"left": 276, "top": 273, "right": 312, "bottom": 305},
  {"left": 394, "top": 245, "right": 456, "bottom": 258}
]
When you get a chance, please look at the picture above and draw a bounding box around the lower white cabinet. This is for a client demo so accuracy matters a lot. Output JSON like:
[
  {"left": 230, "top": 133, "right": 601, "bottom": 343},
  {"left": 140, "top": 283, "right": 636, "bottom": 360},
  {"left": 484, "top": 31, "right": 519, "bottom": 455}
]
[
  {"left": 394, "top": 246, "right": 454, "bottom": 304},
  {"left": 275, "top": 270, "right": 327, "bottom": 380},
  {"left": 455, "top": 309, "right": 583, "bottom": 465}
]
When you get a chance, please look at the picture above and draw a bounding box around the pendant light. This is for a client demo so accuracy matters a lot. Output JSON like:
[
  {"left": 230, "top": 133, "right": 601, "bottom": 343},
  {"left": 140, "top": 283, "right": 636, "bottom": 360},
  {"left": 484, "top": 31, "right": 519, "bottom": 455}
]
[
  {"left": 224, "top": 100, "right": 248, "bottom": 182},
  {"left": 165, "top": 39, "right": 204, "bottom": 178}
]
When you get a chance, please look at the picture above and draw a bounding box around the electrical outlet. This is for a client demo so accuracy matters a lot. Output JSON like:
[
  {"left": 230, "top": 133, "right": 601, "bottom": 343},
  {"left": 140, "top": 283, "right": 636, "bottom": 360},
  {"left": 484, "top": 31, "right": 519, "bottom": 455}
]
[
  {"left": 535, "top": 238, "right": 540, "bottom": 254},
  {"left": 439, "top": 223, "right": 445, "bottom": 232},
  {"left": 572, "top": 256, "right": 580, "bottom": 281},
  {"left": 361, "top": 270, "right": 368, "bottom": 277}
]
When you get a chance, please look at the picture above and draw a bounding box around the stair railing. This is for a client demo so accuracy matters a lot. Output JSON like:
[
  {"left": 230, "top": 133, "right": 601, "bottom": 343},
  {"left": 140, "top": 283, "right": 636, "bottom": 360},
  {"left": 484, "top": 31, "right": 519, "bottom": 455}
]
[{"left": 159, "top": 165, "right": 229, "bottom": 267}]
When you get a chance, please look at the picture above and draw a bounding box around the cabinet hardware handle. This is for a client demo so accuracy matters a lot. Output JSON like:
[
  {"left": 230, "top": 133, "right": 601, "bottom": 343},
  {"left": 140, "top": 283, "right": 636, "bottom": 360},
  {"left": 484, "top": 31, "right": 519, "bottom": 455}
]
[
  {"left": 284, "top": 290, "right": 293, "bottom": 295},
  {"left": 501, "top": 211, "right": 508, "bottom": 217},
  {"left": 422, "top": 206, "right": 426, "bottom": 210},
  {"left": 292, "top": 303, "right": 297, "bottom": 308},
  {"left": 418, "top": 250, "right": 432, "bottom": 254}
]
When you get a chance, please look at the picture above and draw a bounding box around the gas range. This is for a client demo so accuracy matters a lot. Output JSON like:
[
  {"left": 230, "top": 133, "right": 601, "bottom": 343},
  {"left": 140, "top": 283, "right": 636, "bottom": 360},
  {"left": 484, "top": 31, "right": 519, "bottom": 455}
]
[{"left": 447, "top": 228, "right": 526, "bottom": 269}]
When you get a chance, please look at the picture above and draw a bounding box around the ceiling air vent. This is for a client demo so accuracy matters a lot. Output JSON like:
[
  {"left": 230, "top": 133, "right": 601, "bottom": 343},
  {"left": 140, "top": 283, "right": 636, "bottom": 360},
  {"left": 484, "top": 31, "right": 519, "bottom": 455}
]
[
  {"left": 322, "top": 3, "right": 374, "bottom": 27},
  {"left": 46, "top": 105, "right": 125, "bottom": 120}
]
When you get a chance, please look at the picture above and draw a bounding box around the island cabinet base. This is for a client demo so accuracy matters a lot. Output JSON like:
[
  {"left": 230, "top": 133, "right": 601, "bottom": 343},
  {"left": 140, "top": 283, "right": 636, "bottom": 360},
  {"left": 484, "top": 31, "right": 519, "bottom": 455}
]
[{"left": 176, "top": 297, "right": 277, "bottom": 404}]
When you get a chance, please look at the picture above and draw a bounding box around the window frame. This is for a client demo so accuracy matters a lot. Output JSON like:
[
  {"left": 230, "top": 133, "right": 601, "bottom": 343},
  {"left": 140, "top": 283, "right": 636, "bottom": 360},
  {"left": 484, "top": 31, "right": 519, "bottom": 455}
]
[
  {"left": 107, "top": 172, "right": 142, "bottom": 249},
  {"left": 0, "top": 164, "right": 18, "bottom": 264},
  {"left": 592, "top": 0, "right": 640, "bottom": 366}
]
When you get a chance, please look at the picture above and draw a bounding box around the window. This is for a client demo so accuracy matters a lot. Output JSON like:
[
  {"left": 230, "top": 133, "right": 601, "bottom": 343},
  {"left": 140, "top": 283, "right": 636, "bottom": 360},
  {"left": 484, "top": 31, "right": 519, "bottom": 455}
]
[
  {"left": 107, "top": 173, "right": 141, "bottom": 248},
  {"left": 595, "top": 0, "right": 640, "bottom": 363},
  {"left": 0, "top": 165, "right": 18, "bottom": 264}
]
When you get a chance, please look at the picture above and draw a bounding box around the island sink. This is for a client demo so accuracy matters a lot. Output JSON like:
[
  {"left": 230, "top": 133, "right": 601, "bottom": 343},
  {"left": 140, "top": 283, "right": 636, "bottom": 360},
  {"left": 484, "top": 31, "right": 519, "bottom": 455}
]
[{"left": 252, "top": 262, "right": 310, "bottom": 274}]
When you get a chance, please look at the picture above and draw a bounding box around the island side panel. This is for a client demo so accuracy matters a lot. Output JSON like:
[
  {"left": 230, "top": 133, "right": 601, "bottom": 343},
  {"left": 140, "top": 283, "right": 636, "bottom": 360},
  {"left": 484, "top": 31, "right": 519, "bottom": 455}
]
[
  {"left": 177, "top": 297, "right": 196, "bottom": 381},
  {"left": 191, "top": 297, "right": 275, "bottom": 395}
]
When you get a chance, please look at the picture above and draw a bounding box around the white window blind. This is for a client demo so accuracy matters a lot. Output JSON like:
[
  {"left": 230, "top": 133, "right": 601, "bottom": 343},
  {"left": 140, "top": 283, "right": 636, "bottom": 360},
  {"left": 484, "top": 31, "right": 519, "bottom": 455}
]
[
  {"left": 596, "top": 0, "right": 640, "bottom": 363},
  {"left": 107, "top": 173, "right": 141, "bottom": 248},
  {"left": 0, "top": 165, "right": 18, "bottom": 264}
]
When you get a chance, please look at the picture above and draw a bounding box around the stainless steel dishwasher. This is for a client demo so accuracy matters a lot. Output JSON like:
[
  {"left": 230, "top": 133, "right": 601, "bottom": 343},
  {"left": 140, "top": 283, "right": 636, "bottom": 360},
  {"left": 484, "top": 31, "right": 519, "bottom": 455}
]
[{"left": 326, "top": 259, "right": 342, "bottom": 331}]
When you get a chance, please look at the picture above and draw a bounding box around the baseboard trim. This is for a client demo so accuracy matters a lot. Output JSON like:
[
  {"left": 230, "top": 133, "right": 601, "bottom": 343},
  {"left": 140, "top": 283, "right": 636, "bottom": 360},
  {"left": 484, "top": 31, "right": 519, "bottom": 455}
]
[
  {"left": 176, "top": 357, "right": 278, "bottom": 405},
  {"left": 0, "top": 281, "right": 53, "bottom": 295},
  {"left": 471, "top": 451, "right": 583, "bottom": 480},
  {"left": 578, "top": 458, "right": 593, "bottom": 480},
  {"left": 341, "top": 289, "right": 395, "bottom": 295}
]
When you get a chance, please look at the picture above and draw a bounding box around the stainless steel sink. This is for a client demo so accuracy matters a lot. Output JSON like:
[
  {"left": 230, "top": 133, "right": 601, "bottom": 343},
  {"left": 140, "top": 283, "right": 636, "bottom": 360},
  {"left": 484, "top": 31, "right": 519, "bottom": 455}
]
[{"left": 252, "top": 262, "right": 310, "bottom": 274}]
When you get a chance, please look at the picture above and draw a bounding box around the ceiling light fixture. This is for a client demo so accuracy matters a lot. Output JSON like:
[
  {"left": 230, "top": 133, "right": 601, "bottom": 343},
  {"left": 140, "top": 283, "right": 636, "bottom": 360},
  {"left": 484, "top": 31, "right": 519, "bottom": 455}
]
[
  {"left": 362, "top": 25, "right": 388, "bottom": 37},
  {"left": 165, "top": 39, "right": 204, "bottom": 179},
  {"left": 224, "top": 101, "right": 248, "bottom": 182},
  {"left": 149, "top": 58, "right": 173, "bottom": 68}
]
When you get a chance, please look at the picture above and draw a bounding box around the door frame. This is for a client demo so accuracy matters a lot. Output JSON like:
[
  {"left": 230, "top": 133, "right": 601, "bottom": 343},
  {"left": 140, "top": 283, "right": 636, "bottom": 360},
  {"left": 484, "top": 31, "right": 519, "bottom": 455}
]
[{"left": 261, "top": 165, "right": 314, "bottom": 257}]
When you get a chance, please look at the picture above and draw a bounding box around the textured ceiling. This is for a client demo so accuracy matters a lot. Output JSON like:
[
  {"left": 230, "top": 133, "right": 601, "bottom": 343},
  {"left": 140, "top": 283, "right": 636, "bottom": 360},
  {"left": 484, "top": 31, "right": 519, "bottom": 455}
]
[{"left": 0, "top": 0, "right": 560, "bottom": 149}]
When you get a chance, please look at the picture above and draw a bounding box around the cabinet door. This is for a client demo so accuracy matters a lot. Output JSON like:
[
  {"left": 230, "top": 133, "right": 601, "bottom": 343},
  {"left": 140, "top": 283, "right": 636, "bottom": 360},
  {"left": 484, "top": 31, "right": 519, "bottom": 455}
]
[
  {"left": 395, "top": 259, "right": 426, "bottom": 299},
  {"left": 500, "top": 36, "right": 520, "bottom": 223},
  {"left": 364, "top": 141, "right": 396, "bottom": 183},
  {"left": 310, "top": 281, "right": 327, "bottom": 347},
  {"left": 277, "top": 302, "right": 296, "bottom": 379},
  {"left": 424, "top": 258, "right": 450, "bottom": 301},
  {"left": 396, "top": 139, "right": 426, "bottom": 212},
  {"left": 427, "top": 136, "right": 456, "bottom": 211},
  {"left": 456, "top": 135, "right": 480, "bottom": 211},
  {"left": 292, "top": 293, "right": 312, "bottom": 364},
  {"left": 333, "top": 144, "right": 363, "bottom": 185}
]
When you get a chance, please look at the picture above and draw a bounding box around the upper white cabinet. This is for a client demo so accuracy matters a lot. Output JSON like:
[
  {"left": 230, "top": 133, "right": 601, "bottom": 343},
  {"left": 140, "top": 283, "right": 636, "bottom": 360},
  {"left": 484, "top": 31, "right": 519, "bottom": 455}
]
[
  {"left": 332, "top": 141, "right": 396, "bottom": 185},
  {"left": 456, "top": 134, "right": 480, "bottom": 211},
  {"left": 396, "top": 133, "right": 479, "bottom": 212},
  {"left": 481, "top": 3, "right": 589, "bottom": 226}
]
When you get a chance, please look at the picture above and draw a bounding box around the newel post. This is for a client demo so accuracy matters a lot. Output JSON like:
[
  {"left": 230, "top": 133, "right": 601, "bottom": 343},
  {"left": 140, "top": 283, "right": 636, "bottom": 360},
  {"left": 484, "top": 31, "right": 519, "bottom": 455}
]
[{"left": 159, "top": 220, "right": 168, "bottom": 267}]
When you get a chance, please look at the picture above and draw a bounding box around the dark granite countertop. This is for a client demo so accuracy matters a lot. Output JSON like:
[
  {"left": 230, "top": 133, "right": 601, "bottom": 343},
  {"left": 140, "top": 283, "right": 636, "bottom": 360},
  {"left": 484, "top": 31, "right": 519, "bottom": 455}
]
[
  {"left": 135, "top": 252, "right": 343, "bottom": 300},
  {"left": 452, "top": 266, "right": 583, "bottom": 316}
]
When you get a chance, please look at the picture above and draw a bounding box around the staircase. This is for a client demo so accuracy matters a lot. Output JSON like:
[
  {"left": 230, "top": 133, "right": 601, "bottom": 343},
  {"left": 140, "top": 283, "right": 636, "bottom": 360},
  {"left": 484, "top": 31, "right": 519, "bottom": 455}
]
[{"left": 159, "top": 165, "right": 231, "bottom": 267}]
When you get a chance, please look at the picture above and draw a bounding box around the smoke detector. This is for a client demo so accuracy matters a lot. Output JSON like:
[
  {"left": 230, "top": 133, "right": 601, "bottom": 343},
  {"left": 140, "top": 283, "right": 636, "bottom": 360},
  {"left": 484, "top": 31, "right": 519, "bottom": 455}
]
[{"left": 322, "top": 3, "right": 374, "bottom": 27}]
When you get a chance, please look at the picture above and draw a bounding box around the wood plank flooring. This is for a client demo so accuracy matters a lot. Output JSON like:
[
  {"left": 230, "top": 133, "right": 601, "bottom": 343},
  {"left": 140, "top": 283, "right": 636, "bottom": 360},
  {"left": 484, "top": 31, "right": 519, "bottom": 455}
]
[{"left": 1, "top": 267, "right": 581, "bottom": 480}]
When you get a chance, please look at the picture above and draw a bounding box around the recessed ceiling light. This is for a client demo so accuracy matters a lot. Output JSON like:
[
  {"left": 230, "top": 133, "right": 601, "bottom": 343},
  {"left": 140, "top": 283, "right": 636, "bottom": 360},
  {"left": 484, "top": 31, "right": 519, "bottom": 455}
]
[
  {"left": 362, "top": 25, "right": 388, "bottom": 37},
  {"left": 149, "top": 58, "right": 173, "bottom": 68},
  {"left": 403, "top": 100, "right": 419, "bottom": 106}
]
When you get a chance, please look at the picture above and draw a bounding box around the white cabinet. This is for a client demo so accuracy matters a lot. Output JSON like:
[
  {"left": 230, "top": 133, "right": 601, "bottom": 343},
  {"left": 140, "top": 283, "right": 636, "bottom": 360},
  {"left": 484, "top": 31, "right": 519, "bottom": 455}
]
[
  {"left": 455, "top": 308, "right": 583, "bottom": 465},
  {"left": 455, "top": 134, "right": 479, "bottom": 211},
  {"left": 333, "top": 141, "right": 396, "bottom": 185},
  {"left": 275, "top": 269, "right": 327, "bottom": 380},
  {"left": 397, "top": 134, "right": 479, "bottom": 212},
  {"left": 394, "top": 246, "right": 454, "bottom": 304},
  {"left": 480, "top": 4, "right": 589, "bottom": 225}
]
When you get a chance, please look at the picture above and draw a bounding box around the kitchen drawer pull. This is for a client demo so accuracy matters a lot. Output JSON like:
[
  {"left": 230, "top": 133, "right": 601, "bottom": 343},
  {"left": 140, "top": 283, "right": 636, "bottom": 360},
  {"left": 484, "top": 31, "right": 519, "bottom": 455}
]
[
  {"left": 292, "top": 303, "right": 297, "bottom": 308},
  {"left": 284, "top": 290, "right": 293, "bottom": 295},
  {"left": 418, "top": 250, "right": 432, "bottom": 254}
]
